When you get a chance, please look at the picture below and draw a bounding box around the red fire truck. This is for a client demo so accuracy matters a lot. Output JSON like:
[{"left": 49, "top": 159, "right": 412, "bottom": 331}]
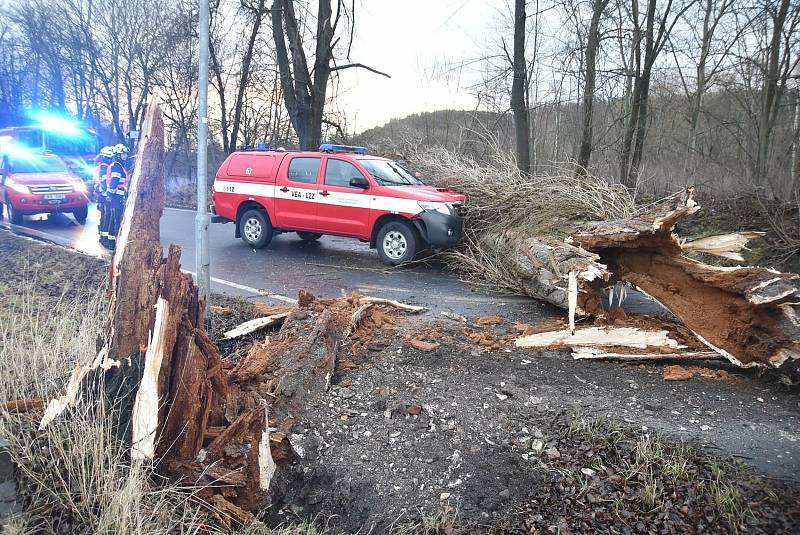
[
  {"left": 212, "top": 145, "right": 465, "bottom": 265},
  {"left": 0, "top": 114, "right": 101, "bottom": 185}
]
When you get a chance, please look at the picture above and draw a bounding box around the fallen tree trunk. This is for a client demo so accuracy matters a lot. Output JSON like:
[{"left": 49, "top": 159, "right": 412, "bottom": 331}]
[
  {"left": 454, "top": 231, "right": 610, "bottom": 316},
  {"left": 569, "top": 190, "right": 800, "bottom": 367}
]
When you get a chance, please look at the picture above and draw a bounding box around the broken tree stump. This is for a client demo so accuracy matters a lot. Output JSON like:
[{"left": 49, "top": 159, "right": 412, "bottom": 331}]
[{"left": 39, "top": 104, "right": 270, "bottom": 526}]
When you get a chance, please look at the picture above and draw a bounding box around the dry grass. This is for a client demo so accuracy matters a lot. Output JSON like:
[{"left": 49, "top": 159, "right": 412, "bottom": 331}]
[{"left": 0, "top": 284, "right": 216, "bottom": 534}]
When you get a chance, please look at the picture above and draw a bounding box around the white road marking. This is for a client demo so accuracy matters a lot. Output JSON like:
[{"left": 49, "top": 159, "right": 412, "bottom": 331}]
[
  {"left": 356, "top": 285, "right": 412, "bottom": 293},
  {"left": 163, "top": 206, "right": 198, "bottom": 214},
  {"left": 182, "top": 269, "right": 298, "bottom": 303}
]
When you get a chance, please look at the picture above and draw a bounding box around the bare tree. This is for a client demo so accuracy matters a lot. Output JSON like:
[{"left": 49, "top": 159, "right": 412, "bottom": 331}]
[
  {"left": 619, "top": 0, "right": 697, "bottom": 189},
  {"left": 575, "top": 0, "right": 611, "bottom": 175},
  {"left": 752, "top": 0, "right": 800, "bottom": 190},
  {"left": 270, "top": 0, "right": 389, "bottom": 150},
  {"left": 510, "top": 0, "right": 531, "bottom": 175}
]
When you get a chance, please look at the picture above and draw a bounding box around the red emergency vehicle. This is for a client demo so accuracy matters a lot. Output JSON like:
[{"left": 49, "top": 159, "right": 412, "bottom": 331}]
[
  {"left": 0, "top": 147, "right": 90, "bottom": 225},
  {"left": 212, "top": 144, "right": 465, "bottom": 265},
  {"left": 0, "top": 118, "right": 101, "bottom": 185}
]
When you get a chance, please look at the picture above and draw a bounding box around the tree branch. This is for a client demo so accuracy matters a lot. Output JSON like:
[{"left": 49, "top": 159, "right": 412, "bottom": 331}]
[{"left": 330, "top": 62, "right": 390, "bottom": 78}]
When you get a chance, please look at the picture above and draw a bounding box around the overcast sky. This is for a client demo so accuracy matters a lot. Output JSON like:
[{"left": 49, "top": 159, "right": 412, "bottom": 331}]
[{"left": 334, "top": 1, "right": 507, "bottom": 133}]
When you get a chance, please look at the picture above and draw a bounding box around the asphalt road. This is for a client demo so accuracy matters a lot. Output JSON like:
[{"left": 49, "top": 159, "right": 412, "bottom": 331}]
[{"left": 0, "top": 203, "right": 557, "bottom": 320}]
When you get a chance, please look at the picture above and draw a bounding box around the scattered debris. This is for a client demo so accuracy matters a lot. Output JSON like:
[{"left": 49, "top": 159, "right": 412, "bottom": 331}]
[
  {"left": 359, "top": 296, "right": 427, "bottom": 313},
  {"left": 516, "top": 326, "right": 684, "bottom": 350},
  {"left": 409, "top": 339, "right": 440, "bottom": 352},
  {"left": 463, "top": 327, "right": 512, "bottom": 352},
  {"left": 406, "top": 404, "right": 423, "bottom": 415},
  {"left": 441, "top": 311, "right": 467, "bottom": 323},
  {"left": 344, "top": 303, "right": 374, "bottom": 340},
  {"left": 663, "top": 365, "right": 734, "bottom": 382},
  {"left": 477, "top": 315, "right": 503, "bottom": 326},
  {"left": 253, "top": 302, "right": 293, "bottom": 316},
  {"left": 573, "top": 348, "right": 721, "bottom": 361},
  {"left": 681, "top": 231, "right": 766, "bottom": 261},
  {"left": 0, "top": 398, "right": 46, "bottom": 413},
  {"left": 298, "top": 288, "right": 316, "bottom": 308}
]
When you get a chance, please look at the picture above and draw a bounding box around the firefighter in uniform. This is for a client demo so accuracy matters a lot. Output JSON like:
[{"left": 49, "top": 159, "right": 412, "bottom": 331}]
[
  {"left": 106, "top": 144, "right": 130, "bottom": 250},
  {"left": 94, "top": 146, "right": 114, "bottom": 248}
]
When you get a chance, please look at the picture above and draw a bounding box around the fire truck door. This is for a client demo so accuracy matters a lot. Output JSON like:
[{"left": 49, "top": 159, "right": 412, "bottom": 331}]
[
  {"left": 274, "top": 156, "right": 321, "bottom": 230},
  {"left": 317, "top": 157, "right": 371, "bottom": 238}
]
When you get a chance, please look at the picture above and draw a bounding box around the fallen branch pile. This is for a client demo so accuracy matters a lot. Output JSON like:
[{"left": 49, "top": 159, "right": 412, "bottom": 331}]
[{"left": 413, "top": 148, "right": 799, "bottom": 368}]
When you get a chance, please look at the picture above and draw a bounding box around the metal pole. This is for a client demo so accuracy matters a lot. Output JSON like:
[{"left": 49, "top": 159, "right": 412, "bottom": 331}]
[{"left": 196, "top": 0, "right": 211, "bottom": 316}]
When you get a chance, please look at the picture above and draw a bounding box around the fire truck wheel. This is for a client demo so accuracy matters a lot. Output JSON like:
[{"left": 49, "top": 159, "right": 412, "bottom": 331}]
[
  {"left": 5, "top": 195, "right": 23, "bottom": 225},
  {"left": 72, "top": 205, "right": 88, "bottom": 224},
  {"left": 239, "top": 209, "right": 273, "bottom": 249},
  {"left": 377, "top": 220, "right": 418, "bottom": 266},
  {"left": 296, "top": 231, "right": 322, "bottom": 242}
]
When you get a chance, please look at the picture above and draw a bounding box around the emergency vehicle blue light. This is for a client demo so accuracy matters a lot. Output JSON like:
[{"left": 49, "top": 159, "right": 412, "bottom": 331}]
[
  {"left": 318, "top": 144, "right": 367, "bottom": 154},
  {"left": 1, "top": 141, "right": 37, "bottom": 160},
  {"left": 30, "top": 111, "right": 85, "bottom": 137},
  {"left": 256, "top": 142, "right": 267, "bottom": 150}
]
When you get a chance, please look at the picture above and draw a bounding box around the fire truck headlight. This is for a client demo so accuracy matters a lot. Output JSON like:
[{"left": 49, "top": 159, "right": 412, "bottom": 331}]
[
  {"left": 73, "top": 181, "right": 88, "bottom": 193},
  {"left": 418, "top": 201, "right": 452, "bottom": 215},
  {"left": 5, "top": 179, "right": 30, "bottom": 194}
]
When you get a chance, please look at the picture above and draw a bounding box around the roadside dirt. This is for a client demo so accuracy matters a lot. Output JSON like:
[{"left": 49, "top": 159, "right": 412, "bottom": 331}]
[{"left": 269, "top": 317, "right": 800, "bottom": 532}]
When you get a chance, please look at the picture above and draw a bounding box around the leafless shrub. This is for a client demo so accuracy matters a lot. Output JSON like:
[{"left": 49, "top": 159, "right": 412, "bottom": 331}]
[{"left": 756, "top": 192, "right": 800, "bottom": 267}]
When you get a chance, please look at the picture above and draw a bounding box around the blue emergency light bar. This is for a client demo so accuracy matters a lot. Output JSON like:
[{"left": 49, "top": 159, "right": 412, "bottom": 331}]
[
  {"left": 30, "top": 111, "right": 85, "bottom": 137},
  {"left": 319, "top": 144, "right": 368, "bottom": 154}
]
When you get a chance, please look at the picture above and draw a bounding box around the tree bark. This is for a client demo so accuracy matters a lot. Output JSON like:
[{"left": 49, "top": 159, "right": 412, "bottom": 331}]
[
  {"left": 511, "top": 0, "right": 531, "bottom": 175},
  {"left": 576, "top": 0, "right": 609, "bottom": 175}
]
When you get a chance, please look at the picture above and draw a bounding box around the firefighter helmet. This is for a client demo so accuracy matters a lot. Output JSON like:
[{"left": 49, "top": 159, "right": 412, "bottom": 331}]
[
  {"left": 100, "top": 146, "right": 114, "bottom": 158},
  {"left": 113, "top": 143, "right": 129, "bottom": 155}
]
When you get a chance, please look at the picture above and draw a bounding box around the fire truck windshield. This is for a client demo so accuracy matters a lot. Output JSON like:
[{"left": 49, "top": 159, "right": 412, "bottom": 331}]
[
  {"left": 46, "top": 134, "right": 99, "bottom": 156},
  {"left": 359, "top": 159, "right": 424, "bottom": 187},
  {"left": 9, "top": 155, "right": 68, "bottom": 174}
]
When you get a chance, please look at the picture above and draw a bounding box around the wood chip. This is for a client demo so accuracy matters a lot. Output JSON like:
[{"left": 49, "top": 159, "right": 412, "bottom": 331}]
[
  {"left": 664, "top": 365, "right": 734, "bottom": 382},
  {"left": 408, "top": 339, "right": 440, "bottom": 352},
  {"left": 360, "top": 296, "right": 427, "bottom": 313},
  {"left": 476, "top": 315, "right": 503, "bottom": 326},
  {"left": 223, "top": 313, "right": 290, "bottom": 339}
]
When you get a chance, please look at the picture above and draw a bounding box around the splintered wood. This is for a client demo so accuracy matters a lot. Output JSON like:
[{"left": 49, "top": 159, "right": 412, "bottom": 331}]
[
  {"left": 516, "top": 188, "right": 799, "bottom": 368},
  {"left": 516, "top": 326, "right": 684, "bottom": 350}
]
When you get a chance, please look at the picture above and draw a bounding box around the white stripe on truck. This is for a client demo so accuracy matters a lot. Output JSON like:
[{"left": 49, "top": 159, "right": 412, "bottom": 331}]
[{"left": 215, "top": 180, "right": 423, "bottom": 215}]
